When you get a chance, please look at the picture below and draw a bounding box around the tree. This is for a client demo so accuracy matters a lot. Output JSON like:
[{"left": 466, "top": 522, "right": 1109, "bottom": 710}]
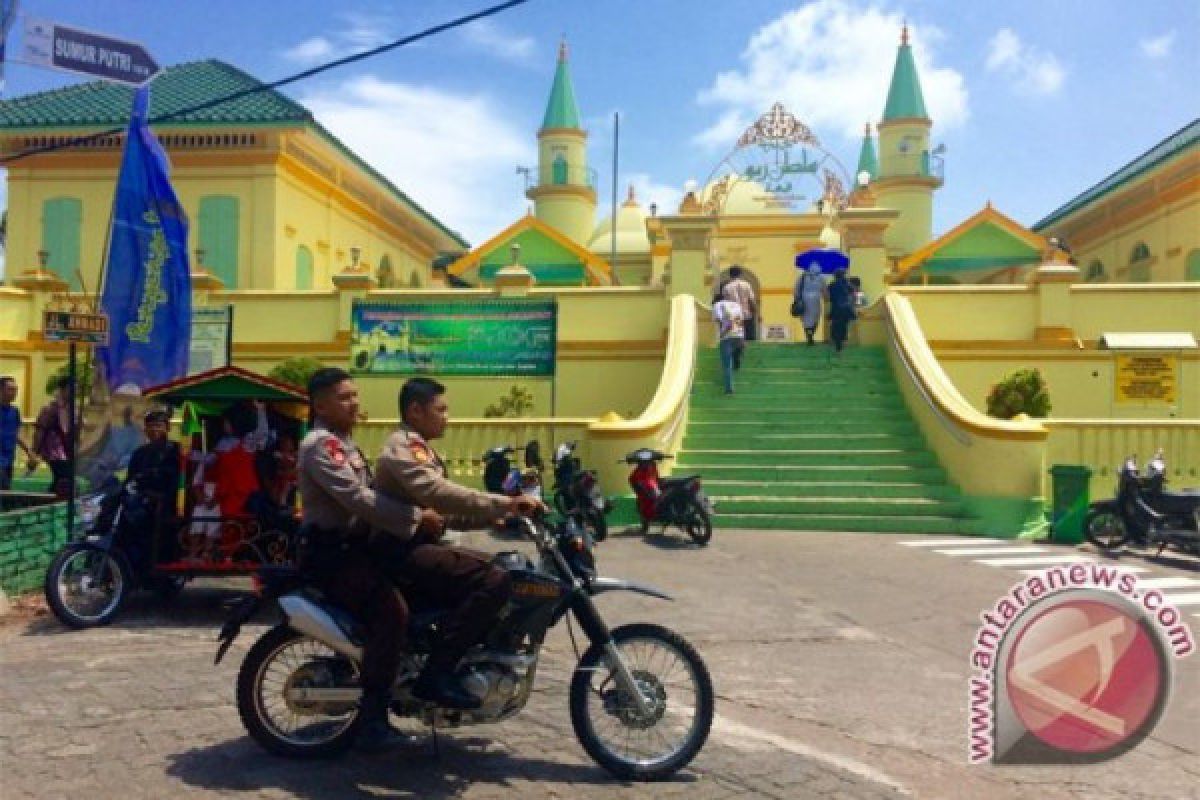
[
  {"left": 45, "top": 357, "right": 95, "bottom": 397},
  {"left": 268, "top": 357, "right": 325, "bottom": 392},
  {"left": 986, "top": 369, "right": 1052, "bottom": 419},
  {"left": 482, "top": 385, "right": 535, "bottom": 418}
]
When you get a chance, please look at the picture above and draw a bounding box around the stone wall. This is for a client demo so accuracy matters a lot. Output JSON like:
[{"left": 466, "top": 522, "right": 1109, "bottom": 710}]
[{"left": 0, "top": 498, "right": 69, "bottom": 595}]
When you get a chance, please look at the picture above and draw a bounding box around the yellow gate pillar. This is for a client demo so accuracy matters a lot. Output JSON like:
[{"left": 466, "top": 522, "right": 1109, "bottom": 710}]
[
  {"left": 1030, "top": 260, "right": 1081, "bottom": 344},
  {"left": 837, "top": 203, "right": 899, "bottom": 304},
  {"left": 659, "top": 202, "right": 717, "bottom": 304}
]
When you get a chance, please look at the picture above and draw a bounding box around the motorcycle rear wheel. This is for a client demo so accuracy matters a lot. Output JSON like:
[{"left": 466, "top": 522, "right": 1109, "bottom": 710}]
[
  {"left": 237, "top": 625, "right": 361, "bottom": 758},
  {"left": 44, "top": 543, "right": 131, "bottom": 629},
  {"left": 1084, "top": 509, "right": 1130, "bottom": 551},
  {"left": 684, "top": 506, "right": 713, "bottom": 546},
  {"left": 569, "top": 623, "right": 714, "bottom": 781}
]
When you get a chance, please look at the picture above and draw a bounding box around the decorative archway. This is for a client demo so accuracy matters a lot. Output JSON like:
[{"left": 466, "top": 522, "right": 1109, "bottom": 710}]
[{"left": 702, "top": 103, "right": 853, "bottom": 218}]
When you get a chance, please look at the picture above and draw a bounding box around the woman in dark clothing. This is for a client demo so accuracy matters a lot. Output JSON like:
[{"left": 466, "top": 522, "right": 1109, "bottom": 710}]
[{"left": 826, "top": 269, "right": 857, "bottom": 354}]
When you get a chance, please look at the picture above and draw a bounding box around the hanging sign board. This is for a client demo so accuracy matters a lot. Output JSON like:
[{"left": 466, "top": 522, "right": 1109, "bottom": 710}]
[
  {"left": 350, "top": 300, "right": 556, "bottom": 376},
  {"left": 1114, "top": 354, "right": 1177, "bottom": 404},
  {"left": 43, "top": 309, "right": 109, "bottom": 344}
]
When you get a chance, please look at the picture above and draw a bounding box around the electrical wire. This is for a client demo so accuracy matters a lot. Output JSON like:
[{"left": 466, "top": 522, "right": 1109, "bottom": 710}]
[{"left": 1, "top": 0, "right": 533, "bottom": 165}]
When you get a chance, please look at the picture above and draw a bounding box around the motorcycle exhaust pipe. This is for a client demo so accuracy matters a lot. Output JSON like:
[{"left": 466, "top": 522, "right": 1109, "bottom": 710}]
[{"left": 278, "top": 595, "right": 363, "bottom": 662}]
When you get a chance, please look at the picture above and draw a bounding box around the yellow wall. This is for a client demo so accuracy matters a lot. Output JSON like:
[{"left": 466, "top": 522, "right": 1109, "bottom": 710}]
[{"left": 1038, "top": 151, "right": 1199, "bottom": 283}]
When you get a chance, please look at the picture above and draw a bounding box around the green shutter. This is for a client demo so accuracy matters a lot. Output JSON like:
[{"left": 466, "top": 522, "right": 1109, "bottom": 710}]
[
  {"left": 296, "top": 245, "right": 314, "bottom": 289},
  {"left": 41, "top": 197, "right": 82, "bottom": 289},
  {"left": 1187, "top": 250, "right": 1200, "bottom": 282},
  {"left": 552, "top": 155, "right": 567, "bottom": 185},
  {"left": 199, "top": 195, "right": 239, "bottom": 288}
]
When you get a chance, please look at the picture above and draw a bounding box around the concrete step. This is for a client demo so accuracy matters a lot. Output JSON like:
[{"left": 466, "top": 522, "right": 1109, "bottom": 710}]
[
  {"left": 685, "top": 433, "right": 923, "bottom": 450},
  {"left": 688, "top": 407, "right": 917, "bottom": 423},
  {"left": 712, "top": 496, "right": 967, "bottom": 517},
  {"left": 679, "top": 449, "right": 939, "bottom": 467},
  {"left": 680, "top": 464, "right": 950, "bottom": 482},
  {"left": 701, "top": 480, "right": 962, "bottom": 499},
  {"left": 685, "top": 420, "right": 920, "bottom": 434},
  {"left": 711, "top": 513, "right": 984, "bottom": 534},
  {"left": 689, "top": 397, "right": 908, "bottom": 412}
]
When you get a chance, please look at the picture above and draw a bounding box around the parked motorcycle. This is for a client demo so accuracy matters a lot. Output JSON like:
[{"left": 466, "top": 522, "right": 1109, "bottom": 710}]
[
  {"left": 482, "top": 442, "right": 545, "bottom": 535},
  {"left": 216, "top": 513, "right": 714, "bottom": 781},
  {"left": 1084, "top": 452, "right": 1200, "bottom": 555},
  {"left": 553, "top": 441, "right": 611, "bottom": 542},
  {"left": 624, "top": 448, "right": 714, "bottom": 545}
]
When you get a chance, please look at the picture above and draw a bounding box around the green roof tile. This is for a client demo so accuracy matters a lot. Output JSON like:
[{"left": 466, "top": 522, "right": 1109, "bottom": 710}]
[
  {"left": 882, "top": 32, "right": 928, "bottom": 121},
  {"left": 0, "top": 59, "right": 310, "bottom": 128},
  {"left": 1034, "top": 117, "right": 1199, "bottom": 231},
  {"left": 856, "top": 125, "right": 878, "bottom": 179},
  {"left": 541, "top": 41, "right": 581, "bottom": 130}
]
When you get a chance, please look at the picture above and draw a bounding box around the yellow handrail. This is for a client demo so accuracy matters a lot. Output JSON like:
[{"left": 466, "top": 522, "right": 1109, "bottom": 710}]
[{"left": 885, "top": 293, "right": 1047, "bottom": 442}]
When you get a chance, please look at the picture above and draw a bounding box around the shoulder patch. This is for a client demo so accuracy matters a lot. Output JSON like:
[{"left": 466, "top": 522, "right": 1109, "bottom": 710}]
[
  {"left": 410, "top": 440, "right": 431, "bottom": 464},
  {"left": 323, "top": 436, "right": 347, "bottom": 466}
]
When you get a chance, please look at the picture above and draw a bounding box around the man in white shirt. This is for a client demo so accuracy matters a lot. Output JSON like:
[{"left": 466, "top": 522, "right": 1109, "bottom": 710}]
[
  {"left": 713, "top": 289, "right": 746, "bottom": 395},
  {"left": 724, "top": 266, "right": 757, "bottom": 340}
]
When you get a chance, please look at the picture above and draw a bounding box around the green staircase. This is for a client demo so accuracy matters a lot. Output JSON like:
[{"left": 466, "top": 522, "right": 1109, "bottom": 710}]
[{"left": 682, "top": 344, "right": 982, "bottom": 534}]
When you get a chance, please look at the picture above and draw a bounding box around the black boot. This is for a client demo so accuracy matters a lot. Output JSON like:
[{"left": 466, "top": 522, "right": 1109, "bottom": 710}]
[
  {"left": 412, "top": 669, "right": 482, "bottom": 710},
  {"left": 805, "top": 329, "right": 815, "bottom": 346},
  {"left": 355, "top": 691, "right": 421, "bottom": 753}
]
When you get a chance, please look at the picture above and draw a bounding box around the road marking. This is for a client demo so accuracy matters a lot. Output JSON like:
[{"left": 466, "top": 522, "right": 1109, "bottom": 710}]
[
  {"left": 1133, "top": 577, "right": 1200, "bottom": 591},
  {"left": 709, "top": 711, "right": 912, "bottom": 795},
  {"left": 974, "top": 555, "right": 1096, "bottom": 567},
  {"left": 1020, "top": 566, "right": 1150, "bottom": 575},
  {"left": 933, "top": 547, "right": 1050, "bottom": 557},
  {"left": 1160, "top": 593, "right": 1200, "bottom": 607},
  {"left": 899, "top": 538, "right": 1003, "bottom": 547}
]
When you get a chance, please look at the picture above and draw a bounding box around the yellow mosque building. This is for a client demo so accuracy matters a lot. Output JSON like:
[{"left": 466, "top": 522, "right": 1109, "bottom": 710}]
[{"left": 1, "top": 28, "right": 1197, "bottom": 535}]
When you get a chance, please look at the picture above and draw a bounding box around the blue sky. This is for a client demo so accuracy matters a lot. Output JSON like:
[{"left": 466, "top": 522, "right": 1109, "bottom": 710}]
[{"left": 2, "top": 0, "right": 1197, "bottom": 250}]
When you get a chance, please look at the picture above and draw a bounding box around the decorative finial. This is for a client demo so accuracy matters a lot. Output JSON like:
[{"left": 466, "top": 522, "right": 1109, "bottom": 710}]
[
  {"left": 558, "top": 37, "right": 568, "bottom": 62},
  {"left": 864, "top": 122, "right": 872, "bottom": 136},
  {"left": 624, "top": 184, "right": 637, "bottom": 206},
  {"left": 901, "top": 22, "right": 909, "bottom": 46}
]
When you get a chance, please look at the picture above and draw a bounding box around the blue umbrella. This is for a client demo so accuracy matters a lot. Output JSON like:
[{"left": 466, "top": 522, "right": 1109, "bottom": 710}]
[{"left": 794, "top": 248, "right": 849, "bottom": 275}]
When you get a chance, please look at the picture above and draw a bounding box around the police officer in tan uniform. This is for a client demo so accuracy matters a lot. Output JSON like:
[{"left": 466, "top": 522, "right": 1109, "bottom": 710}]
[
  {"left": 299, "top": 367, "right": 433, "bottom": 751},
  {"left": 372, "top": 377, "right": 541, "bottom": 710}
]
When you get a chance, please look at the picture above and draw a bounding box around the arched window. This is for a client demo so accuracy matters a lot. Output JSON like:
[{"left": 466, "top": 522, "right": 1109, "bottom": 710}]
[
  {"left": 198, "top": 195, "right": 240, "bottom": 288},
  {"left": 376, "top": 254, "right": 395, "bottom": 288},
  {"left": 552, "top": 154, "right": 568, "bottom": 185},
  {"left": 1186, "top": 249, "right": 1200, "bottom": 282},
  {"left": 1130, "top": 242, "right": 1151, "bottom": 263},
  {"left": 1127, "top": 241, "right": 1152, "bottom": 282},
  {"left": 409, "top": 269, "right": 422, "bottom": 288},
  {"left": 41, "top": 197, "right": 82, "bottom": 288},
  {"left": 295, "top": 245, "right": 314, "bottom": 289},
  {"left": 1084, "top": 260, "right": 1106, "bottom": 282}
]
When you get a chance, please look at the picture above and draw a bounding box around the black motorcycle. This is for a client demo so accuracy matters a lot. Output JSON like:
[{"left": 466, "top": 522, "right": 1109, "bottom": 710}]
[
  {"left": 1084, "top": 453, "right": 1200, "bottom": 555},
  {"left": 216, "top": 513, "right": 714, "bottom": 781},
  {"left": 552, "top": 441, "right": 611, "bottom": 542},
  {"left": 482, "top": 441, "right": 544, "bottom": 535}
]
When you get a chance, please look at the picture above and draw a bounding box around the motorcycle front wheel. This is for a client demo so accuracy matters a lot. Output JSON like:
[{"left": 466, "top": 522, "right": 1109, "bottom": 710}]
[
  {"left": 237, "top": 625, "right": 362, "bottom": 758},
  {"left": 44, "top": 543, "right": 131, "bottom": 629},
  {"left": 569, "top": 623, "right": 714, "bottom": 781},
  {"left": 585, "top": 509, "right": 609, "bottom": 542},
  {"left": 1084, "top": 509, "right": 1130, "bottom": 551}
]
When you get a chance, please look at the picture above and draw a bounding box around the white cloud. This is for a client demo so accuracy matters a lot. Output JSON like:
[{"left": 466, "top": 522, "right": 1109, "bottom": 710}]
[
  {"left": 985, "top": 28, "right": 1065, "bottom": 96},
  {"left": 461, "top": 20, "right": 537, "bottom": 65},
  {"left": 300, "top": 76, "right": 533, "bottom": 245},
  {"left": 281, "top": 13, "right": 395, "bottom": 64},
  {"left": 283, "top": 36, "right": 334, "bottom": 64},
  {"left": 694, "top": 0, "right": 968, "bottom": 149},
  {"left": 1139, "top": 31, "right": 1175, "bottom": 60}
]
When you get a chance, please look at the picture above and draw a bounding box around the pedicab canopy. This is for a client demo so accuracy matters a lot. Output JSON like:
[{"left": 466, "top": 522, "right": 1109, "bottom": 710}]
[{"left": 142, "top": 366, "right": 308, "bottom": 434}]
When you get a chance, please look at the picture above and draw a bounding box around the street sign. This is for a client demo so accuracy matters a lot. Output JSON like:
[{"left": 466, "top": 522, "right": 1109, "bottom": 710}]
[
  {"left": 22, "top": 17, "right": 159, "bottom": 86},
  {"left": 43, "top": 309, "right": 109, "bottom": 345}
]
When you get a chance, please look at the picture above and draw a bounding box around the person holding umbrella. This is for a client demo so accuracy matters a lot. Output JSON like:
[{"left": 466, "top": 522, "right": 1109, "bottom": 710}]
[{"left": 794, "top": 264, "right": 826, "bottom": 346}]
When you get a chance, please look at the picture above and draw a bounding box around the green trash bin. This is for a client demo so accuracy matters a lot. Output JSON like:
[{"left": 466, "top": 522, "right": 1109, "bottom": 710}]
[{"left": 1049, "top": 465, "right": 1093, "bottom": 544}]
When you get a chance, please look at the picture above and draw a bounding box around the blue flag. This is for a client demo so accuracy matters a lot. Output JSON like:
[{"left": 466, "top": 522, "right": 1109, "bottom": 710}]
[{"left": 98, "top": 86, "right": 191, "bottom": 390}]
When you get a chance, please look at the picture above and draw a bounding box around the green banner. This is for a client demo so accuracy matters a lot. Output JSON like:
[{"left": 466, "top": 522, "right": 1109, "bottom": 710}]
[{"left": 350, "top": 300, "right": 556, "bottom": 376}]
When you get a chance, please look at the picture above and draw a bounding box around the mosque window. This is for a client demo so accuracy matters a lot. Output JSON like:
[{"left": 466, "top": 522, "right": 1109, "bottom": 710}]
[
  {"left": 1084, "top": 260, "right": 1106, "bottom": 282},
  {"left": 377, "top": 254, "right": 395, "bottom": 288},
  {"left": 40, "top": 197, "right": 82, "bottom": 288},
  {"left": 296, "top": 245, "right": 314, "bottom": 289},
  {"left": 552, "top": 154, "right": 568, "bottom": 185},
  {"left": 1130, "top": 242, "right": 1151, "bottom": 264},
  {"left": 1186, "top": 249, "right": 1200, "bottom": 282},
  {"left": 1127, "top": 241, "right": 1152, "bottom": 282},
  {"left": 198, "top": 195, "right": 240, "bottom": 288}
]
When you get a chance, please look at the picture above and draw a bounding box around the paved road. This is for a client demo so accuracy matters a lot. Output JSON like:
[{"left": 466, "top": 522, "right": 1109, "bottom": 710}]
[{"left": 2, "top": 529, "right": 1197, "bottom": 799}]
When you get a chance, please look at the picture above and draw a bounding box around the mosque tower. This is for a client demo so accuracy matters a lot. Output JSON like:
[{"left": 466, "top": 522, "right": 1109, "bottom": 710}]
[
  {"left": 873, "top": 25, "right": 941, "bottom": 258},
  {"left": 856, "top": 122, "right": 879, "bottom": 182},
  {"left": 527, "top": 39, "right": 596, "bottom": 246}
]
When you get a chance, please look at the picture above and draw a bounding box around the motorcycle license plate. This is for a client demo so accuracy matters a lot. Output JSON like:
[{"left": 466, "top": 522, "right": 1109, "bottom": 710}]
[
  {"left": 700, "top": 492, "right": 715, "bottom": 513},
  {"left": 592, "top": 495, "right": 607, "bottom": 511}
]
